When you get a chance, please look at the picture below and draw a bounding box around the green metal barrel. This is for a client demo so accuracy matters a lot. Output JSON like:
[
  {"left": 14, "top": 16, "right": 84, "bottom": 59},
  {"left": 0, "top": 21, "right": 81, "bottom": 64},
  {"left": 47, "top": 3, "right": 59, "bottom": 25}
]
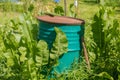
[{"left": 37, "top": 15, "right": 85, "bottom": 74}]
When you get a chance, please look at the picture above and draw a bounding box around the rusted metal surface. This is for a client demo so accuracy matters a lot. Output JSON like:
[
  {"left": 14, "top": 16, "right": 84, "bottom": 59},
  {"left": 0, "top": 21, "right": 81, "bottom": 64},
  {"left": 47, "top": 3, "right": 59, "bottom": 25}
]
[{"left": 37, "top": 15, "right": 85, "bottom": 25}]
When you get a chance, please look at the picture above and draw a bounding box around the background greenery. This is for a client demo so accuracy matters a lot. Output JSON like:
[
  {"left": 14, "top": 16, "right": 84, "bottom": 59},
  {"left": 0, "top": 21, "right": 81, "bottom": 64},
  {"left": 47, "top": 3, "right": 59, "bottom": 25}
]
[{"left": 0, "top": 0, "right": 120, "bottom": 80}]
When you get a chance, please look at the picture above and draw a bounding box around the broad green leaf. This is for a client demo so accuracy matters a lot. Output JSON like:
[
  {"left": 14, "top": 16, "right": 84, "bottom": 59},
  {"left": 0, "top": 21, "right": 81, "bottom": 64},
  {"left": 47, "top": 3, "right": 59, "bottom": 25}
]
[
  {"left": 36, "top": 40, "right": 49, "bottom": 66},
  {"left": 35, "top": 56, "right": 42, "bottom": 66},
  {"left": 13, "top": 33, "right": 22, "bottom": 44},
  {"left": 90, "top": 5, "right": 120, "bottom": 80},
  {"left": 69, "top": 3, "right": 77, "bottom": 17},
  {"left": 3, "top": 31, "right": 19, "bottom": 50},
  {"left": 9, "top": 34, "right": 18, "bottom": 48},
  {"left": 91, "top": 10, "right": 105, "bottom": 50},
  {"left": 50, "top": 27, "right": 68, "bottom": 60},
  {"left": 7, "top": 57, "right": 14, "bottom": 67},
  {"left": 19, "top": 47, "right": 27, "bottom": 62},
  {"left": 89, "top": 52, "right": 96, "bottom": 62},
  {"left": 97, "top": 72, "right": 114, "bottom": 80},
  {"left": 28, "top": 58, "right": 35, "bottom": 72},
  {"left": 4, "top": 52, "right": 14, "bottom": 67}
]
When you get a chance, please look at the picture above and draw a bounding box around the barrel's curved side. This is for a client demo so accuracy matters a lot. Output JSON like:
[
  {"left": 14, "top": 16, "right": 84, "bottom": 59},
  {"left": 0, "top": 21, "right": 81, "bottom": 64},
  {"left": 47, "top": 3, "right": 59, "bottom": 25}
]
[{"left": 38, "top": 21, "right": 84, "bottom": 73}]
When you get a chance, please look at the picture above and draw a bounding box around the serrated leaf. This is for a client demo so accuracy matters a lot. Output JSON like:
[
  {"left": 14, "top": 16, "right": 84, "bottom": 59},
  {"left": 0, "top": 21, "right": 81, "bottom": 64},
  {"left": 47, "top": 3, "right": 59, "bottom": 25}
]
[
  {"left": 4, "top": 52, "right": 14, "bottom": 67},
  {"left": 36, "top": 40, "right": 49, "bottom": 65},
  {"left": 19, "top": 47, "right": 27, "bottom": 62},
  {"left": 35, "top": 56, "right": 42, "bottom": 66},
  {"left": 91, "top": 12, "right": 105, "bottom": 49},
  {"left": 50, "top": 54, "right": 58, "bottom": 60},
  {"left": 50, "top": 27, "right": 68, "bottom": 60}
]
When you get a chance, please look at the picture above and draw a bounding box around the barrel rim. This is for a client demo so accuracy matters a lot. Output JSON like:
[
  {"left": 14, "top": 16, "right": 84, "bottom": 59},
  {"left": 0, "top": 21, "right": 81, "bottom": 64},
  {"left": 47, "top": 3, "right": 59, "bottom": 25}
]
[{"left": 37, "top": 15, "right": 85, "bottom": 25}]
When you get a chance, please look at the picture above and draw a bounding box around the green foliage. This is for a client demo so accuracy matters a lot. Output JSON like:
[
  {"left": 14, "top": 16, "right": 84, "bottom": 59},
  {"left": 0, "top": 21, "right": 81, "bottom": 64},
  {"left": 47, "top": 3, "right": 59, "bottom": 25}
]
[
  {"left": 21, "top": 0, "right": 34, "bottom": 12},
  {"left": 105, "top": 0, "right": 120, "bottom": 7},
  {"left": 28, "top": 4, "right": 34, "bottom": 12},
  {"left": 0, "top": 2, "right": 24, "bottom": 12},
  {"left": 0, "top": 12, "right": 68, "bottom": 79},
  {"left": 0, "top": 0, "right": 36, "bottom": 12},
  {"left": 54, "top": 5, "right": 64, "bottom": 16},
  {"left": 60, "top": 61, "right": 91, "bottom": 80},
  {"left": 69, "top": 3, "right": 77, "bottom": 18},
  {"left": 50, "top": 27, "right": 68, "bottom": 65},
  {"left": 90, "top": 72, "right": 114, "bottom": 80},
  {"left": 0, "top": 12, "right": 40, "bottom": 80},
  {"left": 53, "top": 3, "right": 77, "bottom": 17},
  {"left": 0, "top": 1, "right": 120, "bottom": 80},
  {"left": 83, "top": 0, "right": 120, "bottom": 6},
  {"left": 90, "top": 6, "right": 120, "bottom": 79}
]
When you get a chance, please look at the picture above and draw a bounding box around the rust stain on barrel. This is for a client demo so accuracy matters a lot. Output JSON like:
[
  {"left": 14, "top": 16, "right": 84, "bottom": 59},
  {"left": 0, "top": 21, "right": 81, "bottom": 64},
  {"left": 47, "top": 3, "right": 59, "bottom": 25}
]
[{"left": 37, "top": 15, "right": 85, "bottom": 25}]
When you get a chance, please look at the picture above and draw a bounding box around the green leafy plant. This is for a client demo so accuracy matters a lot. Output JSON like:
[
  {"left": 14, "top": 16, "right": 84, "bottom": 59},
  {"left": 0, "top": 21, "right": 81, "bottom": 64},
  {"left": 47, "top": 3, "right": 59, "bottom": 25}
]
[
  {"left": 89, "top": 5, "right": 120, "bottom": 80},
  {"left": 54, "top": 5, "right": 64, "bottom": 16},
  {"left": 0, "top": 12, "right": 68, "bottom": 80},
  {"left": 50, "top": 27, "right": 68, "bottom": 65}
]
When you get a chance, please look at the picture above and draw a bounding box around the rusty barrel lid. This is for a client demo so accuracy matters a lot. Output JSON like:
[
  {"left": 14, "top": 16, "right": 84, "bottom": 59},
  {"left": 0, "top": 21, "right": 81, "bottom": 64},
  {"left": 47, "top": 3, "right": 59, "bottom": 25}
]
[{"left": 37, "top": 15, "right": 85, "bottom": 25}]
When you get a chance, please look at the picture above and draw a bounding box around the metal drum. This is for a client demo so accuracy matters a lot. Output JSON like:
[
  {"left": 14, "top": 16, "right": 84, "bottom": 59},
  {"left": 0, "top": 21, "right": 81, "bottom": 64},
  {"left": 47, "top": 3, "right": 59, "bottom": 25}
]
[{"left": 37, "top": 15, "right": 85, "bottom": 74}]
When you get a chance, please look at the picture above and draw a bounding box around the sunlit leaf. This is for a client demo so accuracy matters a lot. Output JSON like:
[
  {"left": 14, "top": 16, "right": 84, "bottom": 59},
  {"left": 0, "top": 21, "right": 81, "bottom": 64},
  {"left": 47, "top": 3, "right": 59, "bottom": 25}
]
[
  {"left": 4, "top": 52, "right": 14, "bottom": 67},
  {"left": 50, "top": 27, "right": 68, "bottom": 60},
  {"left": 36, "top": 40, "right": 49, "bottom": 66},
  {"left": 97, "top": 72, "right": 114, "bottom": 80},
  {"left": 19, "top": 47, "right": 27, "bottom": 62}
]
